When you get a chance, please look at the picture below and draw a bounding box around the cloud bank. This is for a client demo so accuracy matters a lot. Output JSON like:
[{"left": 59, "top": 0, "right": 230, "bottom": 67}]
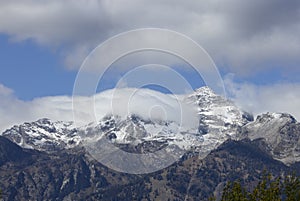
[
  {"left": 1, "top": 0, "right": 300, "bottom": 75},
  {"left": 0, "top": 84, "right": 198, "bottom": 133}
]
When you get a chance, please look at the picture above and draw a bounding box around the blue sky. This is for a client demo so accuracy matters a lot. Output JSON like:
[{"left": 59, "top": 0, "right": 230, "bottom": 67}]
[
  {"left": 0, "top": 33, "right": 208, "bottom": 100},
  {"left": 0, "top": 0, "right": 300, "bottom": 131},
  {"left": 0, "top": 34, "right": 77, "bottom": 100},
  {"left": 1, "top": 32, "right": 298, "bottom": 101}
]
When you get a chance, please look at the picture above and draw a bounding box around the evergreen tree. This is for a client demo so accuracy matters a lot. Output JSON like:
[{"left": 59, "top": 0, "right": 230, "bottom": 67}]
[
  {"left": 283, "top": 173, "right": 300, "bottom": 201},
  {"left": 219, "top": 173, "right": 300, "bottom": 201},
  {"left": 221, "top": 181, "right": 248, "bottom": 201},
  {"left": 249, "top": 173, "right": 280, "bottom": 201}
]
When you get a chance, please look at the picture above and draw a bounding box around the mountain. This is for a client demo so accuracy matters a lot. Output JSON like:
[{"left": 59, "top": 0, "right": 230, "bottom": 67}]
[
  {"left": 2, "top": 118, "right": 80, "bottom": 152},
  {"left": 0, "top": 86, "right": 300, "bottom": 200},
  {"left": 185, "top": 87, "right": 252, "bottom": 155},
  {"left": 2, "top": 87, "right": 252, "bottom": 157},
  {"left": 240, "top": 112, "right": 300, "bottom": 164}
]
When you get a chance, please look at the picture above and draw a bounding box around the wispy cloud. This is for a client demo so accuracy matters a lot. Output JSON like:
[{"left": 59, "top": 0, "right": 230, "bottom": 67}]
[{"left": 225, "top": 75, "right": 300, "bottom": 121}]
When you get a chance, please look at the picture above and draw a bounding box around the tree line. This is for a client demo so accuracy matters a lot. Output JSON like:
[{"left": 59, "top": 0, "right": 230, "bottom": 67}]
[{"left": 210, "top": 172, "right": 300, "bottom": 201}]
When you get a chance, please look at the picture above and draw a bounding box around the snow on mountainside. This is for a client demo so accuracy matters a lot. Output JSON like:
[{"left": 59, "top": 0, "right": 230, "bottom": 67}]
[
  {"left": 79, "top": 114, "right": 201, "bottom": 151},
  {"left": 1, "top": 118, "right": 80, "bottom": 152},
  {"left": 240, "top": 112, "right": 300, "bottom": 164},
  {"left": 1, "top": 86, "right": 300, "bottom": 164},
  {"left": 185, "top": 86, "right": 252, "bottom": 152},
  {"left": 0, "top": 87, "right": 251, "bottom": 156}
]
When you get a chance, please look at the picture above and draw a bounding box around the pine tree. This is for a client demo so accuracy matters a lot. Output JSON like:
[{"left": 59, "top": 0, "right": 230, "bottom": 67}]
[
  {"left": 250, "top": 173, "right": 280, "bottom": 201},
  {"left": 218, "top": 173, "right": 300, "bottom": 201},
  {"left": 283, "top": 173, "right": 300, "bottom": 201},
  {"left": 221, "top": 181, "right": 248, "bottom": 201}
]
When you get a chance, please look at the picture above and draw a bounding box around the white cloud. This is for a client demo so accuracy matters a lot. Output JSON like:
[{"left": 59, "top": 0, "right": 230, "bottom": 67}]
[
  {"left": 0, "top": 85, "right": 74, "bottom": 133},
  {"left": 0, "top": 0, "right": 300, "bottom": 75},
  {"left": 225, "top": 75, "right": 300, "bottom": 121},
  {"left": 0, "top": 84, "right": 198, "bottom": 133},
  {"left": 0, "top": 84, "right": 14, "bottom": 96}
]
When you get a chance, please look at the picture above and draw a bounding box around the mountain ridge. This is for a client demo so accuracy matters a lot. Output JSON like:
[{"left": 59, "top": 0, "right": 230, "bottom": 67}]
[
  {"left": 1, "top": 86, "right": 299, "bottom": 165},
  {"left": 1, "top": 134, "right": 299, "bottom": 200}
]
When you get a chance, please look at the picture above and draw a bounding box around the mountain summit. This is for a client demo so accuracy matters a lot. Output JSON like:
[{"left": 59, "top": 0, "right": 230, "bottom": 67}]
[
  {"left": 1, "top": 87, "right": 300, "bottom": 200},
  {"left": 2, "top": 86, "right": 298, "bottom": 165}
]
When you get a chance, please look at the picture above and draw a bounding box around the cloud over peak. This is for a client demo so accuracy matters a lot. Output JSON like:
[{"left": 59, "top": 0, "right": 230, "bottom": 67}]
[{"left": 0, "top": 84, "right": 199, "bottom": 133}]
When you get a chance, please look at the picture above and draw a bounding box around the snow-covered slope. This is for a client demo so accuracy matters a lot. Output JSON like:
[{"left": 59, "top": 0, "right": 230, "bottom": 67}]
[
  {"left": 1, "top": 118, "right": 80, "bottom": 152},
  {"left": 185, "top": 86, "right": 253, "bottom": 152},
  {"left": 241, "top": 112, "right": 300, "bottom": 164},
  {"left": 79, "top": 114, "right": 202, "bottom": 151}
]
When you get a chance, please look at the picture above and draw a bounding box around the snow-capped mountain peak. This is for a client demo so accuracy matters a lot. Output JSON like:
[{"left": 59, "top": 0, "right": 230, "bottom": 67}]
[
  {"left": 2, "top": 87, "right": 299, "bottom": 165},
  {"left": 1, "top": 118, "right": 80, "bottom": 151},
  {"left": 1, "top": 87, "right": 251, "bottom": 154}
]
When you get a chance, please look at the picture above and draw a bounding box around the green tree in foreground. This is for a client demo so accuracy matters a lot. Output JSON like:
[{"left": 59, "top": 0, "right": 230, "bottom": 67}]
[
  {"left": 218, "top": 173, "right": 300, "bottom": 201},
  {"left": 283, "top": 174, "right": 300, "bottom": 201},
  {"left": 249, "top": 173, "right": 280, "bottom": 201},
  {"left": 221, "top": 180, "right": 248, "bottom": 201}
]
